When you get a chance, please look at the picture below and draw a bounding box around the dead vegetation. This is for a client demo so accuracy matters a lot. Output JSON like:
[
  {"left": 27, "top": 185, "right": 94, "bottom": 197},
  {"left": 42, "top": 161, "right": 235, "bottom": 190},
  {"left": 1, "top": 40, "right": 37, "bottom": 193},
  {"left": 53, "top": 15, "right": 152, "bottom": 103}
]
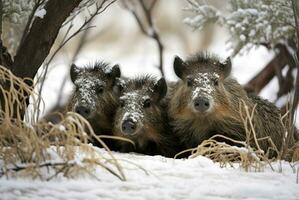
[
  {"left": 0, "top": 65, "right": 126, "bottom": 181},
  {"left": 176, "top": 100, "right": 299, "bottom": 172},
  {"left": 0, "top": 63, "right": 298, "bottom": 181}
]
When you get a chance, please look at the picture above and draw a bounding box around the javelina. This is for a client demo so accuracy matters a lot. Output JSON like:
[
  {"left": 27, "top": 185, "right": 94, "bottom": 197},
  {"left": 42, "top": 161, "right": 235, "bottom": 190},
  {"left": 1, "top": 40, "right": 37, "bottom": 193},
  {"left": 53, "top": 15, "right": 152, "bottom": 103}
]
[
  {"left": 168, "top": 52, "right": 290, "bottom": 156},
  {"left": 113, "top": 76, "right": 179, "bottom": 157},
  {"left": 67, "top": 61, "right": 120, "bottom": 145}
]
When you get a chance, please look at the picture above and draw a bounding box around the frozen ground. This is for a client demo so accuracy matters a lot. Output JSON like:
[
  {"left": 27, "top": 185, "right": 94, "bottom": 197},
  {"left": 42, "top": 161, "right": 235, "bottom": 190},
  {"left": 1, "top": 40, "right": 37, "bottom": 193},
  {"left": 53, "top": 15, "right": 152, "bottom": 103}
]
[
  {"left": 0, "top": 148, "right": 298, "bottom": 200},
  {"left": 4, "top": 2, "right": 299, "bottom": 199},
  {"left": 16, "top": 44, "right": 299, "bottom": 199}
]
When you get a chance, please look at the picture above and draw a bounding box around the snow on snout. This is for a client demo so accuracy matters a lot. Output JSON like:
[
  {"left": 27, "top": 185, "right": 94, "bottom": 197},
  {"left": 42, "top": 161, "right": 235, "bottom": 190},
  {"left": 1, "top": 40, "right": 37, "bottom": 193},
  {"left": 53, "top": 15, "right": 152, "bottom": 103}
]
[
  {"left": 74, "top": 77, "right": 105, "bottom": 109},
  {"left": 120, "top": 92, "right": 146, "bottom": 124},
  {"left": 192, "top": 72, "right": 219, "bottom": 100}
]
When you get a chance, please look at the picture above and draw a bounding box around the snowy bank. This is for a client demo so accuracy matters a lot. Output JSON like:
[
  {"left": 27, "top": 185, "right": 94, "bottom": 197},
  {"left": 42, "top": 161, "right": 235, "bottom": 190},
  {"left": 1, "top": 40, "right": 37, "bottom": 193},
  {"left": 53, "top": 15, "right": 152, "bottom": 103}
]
[{"left": 0, "top": 148, "right": 298, "bottom": 200}]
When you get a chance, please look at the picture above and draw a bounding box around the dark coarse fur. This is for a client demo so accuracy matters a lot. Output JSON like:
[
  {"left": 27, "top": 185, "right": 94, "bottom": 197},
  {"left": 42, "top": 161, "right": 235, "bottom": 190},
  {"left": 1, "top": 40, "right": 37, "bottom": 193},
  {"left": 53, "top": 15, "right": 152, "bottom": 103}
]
[
  {"left": 168, "top": 52, "right": 292, "bottom": 157},
  {"left": 113, "top": 75, "right": 181, "bottom": 157},
  {"left": 67, "top": 61, "right": 121, "bottom": 147}
]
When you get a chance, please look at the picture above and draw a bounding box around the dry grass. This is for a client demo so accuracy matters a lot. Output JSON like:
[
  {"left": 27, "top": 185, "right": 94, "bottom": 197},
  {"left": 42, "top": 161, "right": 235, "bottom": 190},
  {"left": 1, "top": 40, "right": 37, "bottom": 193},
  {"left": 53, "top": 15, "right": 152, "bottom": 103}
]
[
  {"left": 176, "top": 100, "right": 298, "bottom": 172},
  {"left": 1, "top": 64, "right": 298, "bottom": 181},
  {"left": 175, "top": 135, "right": 270, "bottom": 172},
  {"left": 0, "top": 65, "right": 126, "bottom": 181},
  {"left": 279, "top": 98, "right": 299, "bottom": 162}
]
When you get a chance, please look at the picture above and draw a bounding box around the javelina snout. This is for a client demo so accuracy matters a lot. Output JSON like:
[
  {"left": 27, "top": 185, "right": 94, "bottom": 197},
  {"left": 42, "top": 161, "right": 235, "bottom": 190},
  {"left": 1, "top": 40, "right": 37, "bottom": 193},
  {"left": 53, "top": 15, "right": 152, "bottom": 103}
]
[
  {"left": 121, "top": 118, "right": 137, "bottom": 135},
  {"left": 117, "top": 91, "right": 147, "bottom": 136},
  {"left": 193, "top": 96, "right": 210, "bottom": 112},
  {"left": 188, "top": 72, "right": 220, "bottom": 113},
  {"left": 75, "top": 105, "right": 91, "bottom": 118}
]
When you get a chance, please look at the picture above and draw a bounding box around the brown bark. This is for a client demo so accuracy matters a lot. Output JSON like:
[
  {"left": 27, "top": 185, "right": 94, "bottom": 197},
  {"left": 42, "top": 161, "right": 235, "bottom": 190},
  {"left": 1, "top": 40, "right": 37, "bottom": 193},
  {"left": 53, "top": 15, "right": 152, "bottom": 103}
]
[
  {"left": 12, "top": 0, "right": 82, "bottom": 81},
  {"left": 0, "top": 0, "right": 12, "bottom": 68},
  {"left": 0, "top": 0, "right": 82, "bottom": 120},
  {"left": 244, "top": 45, "right": 291, "bottom": 94}
]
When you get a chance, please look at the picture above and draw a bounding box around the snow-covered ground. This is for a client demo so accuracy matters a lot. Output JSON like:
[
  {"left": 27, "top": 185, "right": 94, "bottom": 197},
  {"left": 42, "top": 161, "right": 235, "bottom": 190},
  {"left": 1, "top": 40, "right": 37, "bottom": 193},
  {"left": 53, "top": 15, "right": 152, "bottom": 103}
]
[
  {"left": 1, "top": 148, "right": 298, "bottom": 200},
  {"left": 2, "top": 1, "right": 299, "bottom": 199}
]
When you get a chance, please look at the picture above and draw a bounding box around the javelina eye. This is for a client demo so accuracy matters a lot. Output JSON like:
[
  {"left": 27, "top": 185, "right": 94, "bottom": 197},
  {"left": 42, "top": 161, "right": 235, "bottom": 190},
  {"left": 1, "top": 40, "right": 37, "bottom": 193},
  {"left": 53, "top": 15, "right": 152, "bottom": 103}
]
[
  {"left": 213, "top": 79, "right": 219, "bottom": 86},
  {"left": 143, "top": 99, "right": 151, "bottom": 108},
  {"left": 120, "top": 100, "right": 125, "bottom": 108},
  {"left": 187, "top": 78, "right": 193, "bottom": 87},
  {"left": 118, "top": 84, "right": 123, "bottom": 92},
  {"left": 96, "top": 86, "right": 104, "bottom": 94}
]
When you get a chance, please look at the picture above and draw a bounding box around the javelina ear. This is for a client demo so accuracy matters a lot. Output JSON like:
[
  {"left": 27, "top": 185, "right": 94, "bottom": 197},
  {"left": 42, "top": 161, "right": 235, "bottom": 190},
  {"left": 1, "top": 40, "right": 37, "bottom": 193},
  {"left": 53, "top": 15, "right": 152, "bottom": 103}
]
[
  {"left": 113, "top": 78, "right": 124, "bottom": 96},
  {"left": 70, "top": 64, "right": 80, "bottom": 83},
  {"left": 174, "top": 56, "right": 187, "bottom": 79},
  {"left": 107, "top": 64, "right": 121, "bottom": 80},
  {"left": 153, "top": 78, "right": 167, "bottom": 102},
  {"left": 220, "top": 57, "right": 232, "bottom": 78}
]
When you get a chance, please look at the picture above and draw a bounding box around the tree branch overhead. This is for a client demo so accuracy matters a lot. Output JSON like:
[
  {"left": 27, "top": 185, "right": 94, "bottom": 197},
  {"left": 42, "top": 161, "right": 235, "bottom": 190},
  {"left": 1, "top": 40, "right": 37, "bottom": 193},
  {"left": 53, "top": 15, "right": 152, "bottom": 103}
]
[{"left": 12, "top": 0, "right": 82, "bottom": 81}]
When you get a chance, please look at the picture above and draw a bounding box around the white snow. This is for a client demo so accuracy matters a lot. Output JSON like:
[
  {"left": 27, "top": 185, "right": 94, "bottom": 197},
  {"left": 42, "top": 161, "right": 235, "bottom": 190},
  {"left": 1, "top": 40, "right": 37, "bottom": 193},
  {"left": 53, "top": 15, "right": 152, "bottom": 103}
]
[
  {"left": 0, "top": 147, "right": 298, "bottom": 200},
  {"left": 103, "top": 65, "right": 113, "bottom": 74},
  {"left": 74, "top": 76, "right": 105, "bottom": 109},
  {"left": 121, "top": 92, "right": 145, "bottom": 124},
  {"left": 10, "top": 1, "right": 299, "bottom": 199},
  {"left": 192, "top": 73, "right": 218, "bottom": 100},
  {"left": 240, "top": 34, "right": 246, "bottom": 42},
  {"left": 34, "top": 8, "right": 47, "bottom": 19}
]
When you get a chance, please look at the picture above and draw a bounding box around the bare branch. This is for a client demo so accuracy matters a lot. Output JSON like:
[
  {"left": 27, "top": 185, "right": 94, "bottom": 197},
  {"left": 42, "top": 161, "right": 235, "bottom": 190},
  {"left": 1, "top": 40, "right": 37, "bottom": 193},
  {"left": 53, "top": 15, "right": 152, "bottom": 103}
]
[
  {"left": 123, "top": 0, "right": 164, "bottom": 77},
  {"left": 0, "top": 161, "right": 76, "bottom": 177},
  {"left": 18, "top": 0, "right": 46, "bottom": 51},
  {"left": 148, "top": 0, "right": 157, "bottom": 12},
  {"left": 122, "top": 2, "right": 147, "bottom": 34},
  {"left": 0, "top": 0, "right": 3, "bottom": 62},
  {"left": 244, "top": 45, "right": 292, "bottom": 94},
  {"left": 291, "top": 0, "right": 299, "bottom": 123},
  {"left": 12, "top": 0, "right": 83, "bottom": 81},
  {"left": 0, "top": 0, "right": 13, "bottom": 69},
  {"left": 0, "top": 0, "right": 2, "bottom": 40}
]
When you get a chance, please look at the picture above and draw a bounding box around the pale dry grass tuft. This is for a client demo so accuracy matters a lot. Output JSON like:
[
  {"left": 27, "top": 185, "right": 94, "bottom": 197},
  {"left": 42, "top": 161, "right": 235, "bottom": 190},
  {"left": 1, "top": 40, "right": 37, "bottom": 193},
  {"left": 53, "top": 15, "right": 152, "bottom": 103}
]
[
  {"left": 176, "top": 100, "right": 298, "bottom": 172},
  {"left": 0, "top": 65, "right": 126, "bottom": 181}
]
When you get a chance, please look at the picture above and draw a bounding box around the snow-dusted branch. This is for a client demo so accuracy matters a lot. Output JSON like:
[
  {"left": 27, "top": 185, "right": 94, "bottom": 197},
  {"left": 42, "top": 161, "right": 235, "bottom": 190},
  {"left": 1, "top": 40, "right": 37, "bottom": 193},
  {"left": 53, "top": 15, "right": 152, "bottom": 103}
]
[
  {"left": 184, "top": 0, "right": 296, "bottom": 56},
  {"left": 12, "top": 0, "right": 83, "bottom": 81},
  {"left": 184, "top": 0, "right": 221, "bottom": 31}
]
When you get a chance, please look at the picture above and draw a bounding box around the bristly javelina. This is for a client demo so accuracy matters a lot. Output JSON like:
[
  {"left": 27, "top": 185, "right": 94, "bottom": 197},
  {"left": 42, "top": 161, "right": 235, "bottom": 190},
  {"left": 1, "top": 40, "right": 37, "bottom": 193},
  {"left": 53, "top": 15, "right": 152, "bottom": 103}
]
[
  {"left": 67, "top": 61, "right": 120, "bottom": 146},
  {"left": 167, "top": 52, "right": 291, "bottom": 157},
  {"left": 112, "top": 76, "right": 180, "bottom": 157}
]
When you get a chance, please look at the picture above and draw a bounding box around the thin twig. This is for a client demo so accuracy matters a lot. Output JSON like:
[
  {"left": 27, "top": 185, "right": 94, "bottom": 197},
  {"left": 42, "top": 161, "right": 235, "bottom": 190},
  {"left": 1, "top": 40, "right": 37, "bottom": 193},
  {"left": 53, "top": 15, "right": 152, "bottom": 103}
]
[
  {"left": 290, "top": 0, "right": 299, "bottom": 122},
  {"left": 0, "top": 0, "right": 3, "bottom": 65},
  {"left": 0, "top": 0, "right": 2, "bottom": 40},
  {"left": 297, "top": 166, "right": 299, "bottom": 184},
  {"left": 0, "top": 161, "right": 75, "bottom": 177},
  {"left": 123, "top": 0, "right": 164, "bottom": 77}
]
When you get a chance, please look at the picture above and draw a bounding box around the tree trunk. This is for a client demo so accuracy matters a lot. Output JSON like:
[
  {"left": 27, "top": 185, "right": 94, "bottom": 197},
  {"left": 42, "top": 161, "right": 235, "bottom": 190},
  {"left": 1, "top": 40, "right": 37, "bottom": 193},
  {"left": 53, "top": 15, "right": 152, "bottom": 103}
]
[
  {"left": 244, "top": 45, "right": 292, "bottom": 94},
  {"left": 12, "top": 0, "right": 82, "bottom": 81},
  {"left": 0, "top": 0, "right": 82, "bottom": 120}
]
